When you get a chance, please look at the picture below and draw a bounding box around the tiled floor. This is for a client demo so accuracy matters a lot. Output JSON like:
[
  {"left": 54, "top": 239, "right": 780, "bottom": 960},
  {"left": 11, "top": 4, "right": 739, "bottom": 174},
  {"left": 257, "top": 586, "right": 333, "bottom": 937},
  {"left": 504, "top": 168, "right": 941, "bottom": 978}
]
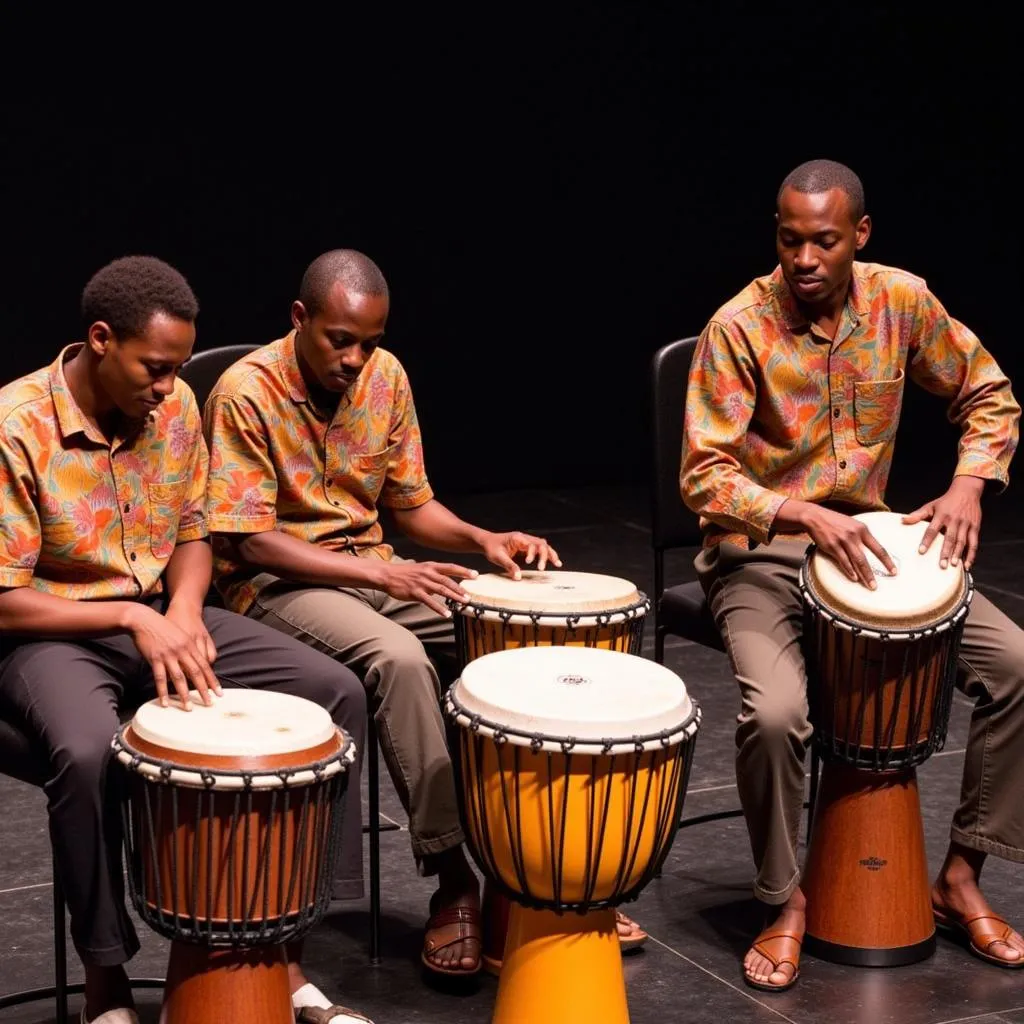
[{"left": 2, "top": 484, "right": 1023, "bottom": 1023}]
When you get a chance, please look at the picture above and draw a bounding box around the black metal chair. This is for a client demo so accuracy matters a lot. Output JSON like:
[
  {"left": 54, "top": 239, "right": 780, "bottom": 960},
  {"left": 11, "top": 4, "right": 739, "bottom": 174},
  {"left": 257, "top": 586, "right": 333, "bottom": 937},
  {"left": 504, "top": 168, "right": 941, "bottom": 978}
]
[
  {"left": 649, "top": 337, "right": 818, "bottom": 832},
  {"left": 0, "top": 715, "right": 164, "bottom": 1019},
  {"left": 180, "top": 343, "right": 397, "bottom": 965}
]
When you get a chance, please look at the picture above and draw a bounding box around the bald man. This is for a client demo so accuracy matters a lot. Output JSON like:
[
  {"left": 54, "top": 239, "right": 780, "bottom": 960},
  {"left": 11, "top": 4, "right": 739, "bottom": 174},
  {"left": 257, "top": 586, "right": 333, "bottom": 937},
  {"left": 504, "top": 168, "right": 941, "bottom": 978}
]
[{"left": 201, "top": 250, "right": 577, "bottom": 980}]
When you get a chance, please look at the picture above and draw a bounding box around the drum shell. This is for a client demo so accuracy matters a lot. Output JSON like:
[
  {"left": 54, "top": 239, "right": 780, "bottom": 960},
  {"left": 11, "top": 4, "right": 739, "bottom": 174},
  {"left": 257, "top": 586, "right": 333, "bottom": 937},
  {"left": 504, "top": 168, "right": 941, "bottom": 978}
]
[
  {"left": 126, "top": 775, "right": 338, "bottom": 927},
  {"left": 454, "top": 728, "right": 693, "bottom": 909}
]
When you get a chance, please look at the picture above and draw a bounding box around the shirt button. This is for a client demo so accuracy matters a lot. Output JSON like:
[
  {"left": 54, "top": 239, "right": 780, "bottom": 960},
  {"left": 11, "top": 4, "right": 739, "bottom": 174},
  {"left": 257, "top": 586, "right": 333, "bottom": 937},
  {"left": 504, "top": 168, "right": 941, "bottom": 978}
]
[
  {"left": 839, "top": 460, "right": 847, "bottom": 470},
  {"left": 326, "top": 478, "right": 333, "bottom": 487},
  {"left": 124, "top": 502, "right": 131, "bottom": 512},
  {"left": 833, "top": 408, "right": 840, "bottom": 418},
  {"left": 130, "top": 552, "right": 137, "bottom": 562}
]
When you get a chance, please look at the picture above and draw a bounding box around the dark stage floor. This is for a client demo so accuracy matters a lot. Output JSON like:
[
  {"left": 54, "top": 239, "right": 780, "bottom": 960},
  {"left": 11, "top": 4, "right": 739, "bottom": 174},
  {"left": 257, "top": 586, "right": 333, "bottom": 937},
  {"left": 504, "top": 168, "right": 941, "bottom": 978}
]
[{"left": 2, "top": 484, "right": 1023, "bottom": 1024}]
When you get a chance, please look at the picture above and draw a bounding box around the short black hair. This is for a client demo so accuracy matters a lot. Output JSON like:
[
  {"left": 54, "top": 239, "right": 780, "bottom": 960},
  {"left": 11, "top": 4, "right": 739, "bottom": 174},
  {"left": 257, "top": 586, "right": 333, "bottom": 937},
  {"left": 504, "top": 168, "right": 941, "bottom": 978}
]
[
  {"left": 777, "top": 159, "right": 866, "bottom": 221},
  {"left": 298, "top": 249, "right": 389, "bottom": 315},
  {"left": 81, "top": 256, "right": 199, "bottom": 339}
]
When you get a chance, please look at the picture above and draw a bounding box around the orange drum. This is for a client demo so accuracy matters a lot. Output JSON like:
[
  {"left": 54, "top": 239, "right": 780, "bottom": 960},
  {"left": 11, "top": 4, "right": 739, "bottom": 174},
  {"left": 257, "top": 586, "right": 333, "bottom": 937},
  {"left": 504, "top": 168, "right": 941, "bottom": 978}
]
[
  {"left": 114, "top": 689, "right": 355, "bottom": 1024},
  {"left": 800, "top": 511, "right": 973, "bottom": 966},
  {"left": 449, "top": 569, "right": 650, "bottom": 973},
  {"left": 444, "top": 646, "right": 700, "bottom": 1024}
]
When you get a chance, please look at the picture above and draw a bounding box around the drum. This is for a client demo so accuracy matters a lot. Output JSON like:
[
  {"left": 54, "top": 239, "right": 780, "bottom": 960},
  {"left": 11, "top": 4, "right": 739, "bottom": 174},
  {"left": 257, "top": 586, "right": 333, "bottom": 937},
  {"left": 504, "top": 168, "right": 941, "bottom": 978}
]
[
  {"left": 114, "top": 689, "right": 356, "bottom": 1024},
  {"left": 444, "top": 645, "right": 700, "bottom": 1024},
  {"left": 799, "top": 511, "right": 973, "bottom": 966},
  {"left": 449, "top": 569, "right": 651, "bottom": 974}
]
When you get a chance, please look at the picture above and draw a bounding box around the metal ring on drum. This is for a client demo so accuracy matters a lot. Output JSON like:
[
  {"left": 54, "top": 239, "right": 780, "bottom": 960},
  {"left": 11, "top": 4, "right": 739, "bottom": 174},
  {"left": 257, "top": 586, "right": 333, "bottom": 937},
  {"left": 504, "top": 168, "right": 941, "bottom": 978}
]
[
  {"left": 799, "top": 511, "right": 973, "bottom": 967},
  {"left": 444, "top": 645, "right": 700, "bottom": 1024},
  {"left": 113, "top": 689, "right": 356, "bottom": 1024},
  {"left": 446, "top": 569, "right": 652, "bottom": 975}
]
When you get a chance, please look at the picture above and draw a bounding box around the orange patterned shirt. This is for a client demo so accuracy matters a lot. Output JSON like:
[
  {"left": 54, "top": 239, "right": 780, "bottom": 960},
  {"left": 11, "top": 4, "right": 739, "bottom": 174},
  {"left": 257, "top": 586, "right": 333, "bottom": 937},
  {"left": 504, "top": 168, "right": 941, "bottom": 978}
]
[
  {"left": 203, "top": 332, "right": 434, "bottom": 613},
  {"left": 0, "top": 346, "right": 209, "bottom": 600},
  {"left": 681, "top": 262, "right": 1020, "bottom": 548}
]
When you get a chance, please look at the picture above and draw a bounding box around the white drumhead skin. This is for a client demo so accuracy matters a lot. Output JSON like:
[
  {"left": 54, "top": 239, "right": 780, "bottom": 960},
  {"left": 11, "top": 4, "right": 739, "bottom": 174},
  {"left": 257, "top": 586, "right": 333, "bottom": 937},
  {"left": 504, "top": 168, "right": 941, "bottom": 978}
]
[
  {"left": 129, "top": 689, "right": 336, "bottom": 757},
  {"left": 810, "top": 510, "right": 965, "bottom": 623},
  {"left": 453, "top": 645, "right": 692, "bottom": 741},
  {"left": 459, "top": 570, "right": 640, "bottom": 613}
]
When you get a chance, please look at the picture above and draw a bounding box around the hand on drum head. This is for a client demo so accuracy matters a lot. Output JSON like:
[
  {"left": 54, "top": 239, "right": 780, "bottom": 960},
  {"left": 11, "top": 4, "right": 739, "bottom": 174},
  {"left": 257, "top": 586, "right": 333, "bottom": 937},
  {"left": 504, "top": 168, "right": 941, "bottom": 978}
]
[
  {"left": 381, "top": 559, "right": 479, "bottom": 618},
  {"left": 800, "top": 505, "right": 897, "bottom": 590},
  {"left": 480, "top": 531, "right": 562, "bottom": 579},
  {"left": 124, "top": 603, "right": 222, "bottom": 709},
  {"left": 902, "top": 476, "right": 984, "bottom": 571}
]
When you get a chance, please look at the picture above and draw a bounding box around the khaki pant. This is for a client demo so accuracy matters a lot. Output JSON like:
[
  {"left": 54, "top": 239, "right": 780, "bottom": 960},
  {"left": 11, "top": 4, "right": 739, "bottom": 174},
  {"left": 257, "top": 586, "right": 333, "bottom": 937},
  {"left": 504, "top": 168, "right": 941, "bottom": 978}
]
[
  {"left": 696, "top": 539, "right": 1024, "bottom": 905},
  {"left": 250, "top": 566, "right": 463, "bottom": 868}
]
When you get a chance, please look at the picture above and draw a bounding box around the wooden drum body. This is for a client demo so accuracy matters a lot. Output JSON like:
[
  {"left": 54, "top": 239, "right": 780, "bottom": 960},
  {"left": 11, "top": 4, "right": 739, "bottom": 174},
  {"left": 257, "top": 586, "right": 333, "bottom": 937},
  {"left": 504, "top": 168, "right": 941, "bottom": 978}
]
[
  {"left": 449, "top": 570, "right": 650, "bottom": 973},
  {"left": 800, "top": 511, "right": 972, "bottom": 966},
  {"left": 445, "top": 646, "right": 700, "bottom": 1024},
  {"left": 114, "top": 690, "right": 355, "bottom": 1024}
]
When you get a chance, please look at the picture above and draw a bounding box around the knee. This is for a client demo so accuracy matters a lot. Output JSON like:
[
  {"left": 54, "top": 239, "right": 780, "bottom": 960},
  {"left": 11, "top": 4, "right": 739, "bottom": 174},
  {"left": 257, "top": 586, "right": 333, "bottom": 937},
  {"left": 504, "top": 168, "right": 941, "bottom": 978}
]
[
  {"left": 51, "top": 729, "right": 115, "bottom": 793},
  {"left": 371, "top": 635, "right": 437, "bottom": 693},
  {"left": 304, "top": 658, "right": 368, "bottom": 729},
  {"left": 738, "top": 696, "right": 811, "bottom": 751}
]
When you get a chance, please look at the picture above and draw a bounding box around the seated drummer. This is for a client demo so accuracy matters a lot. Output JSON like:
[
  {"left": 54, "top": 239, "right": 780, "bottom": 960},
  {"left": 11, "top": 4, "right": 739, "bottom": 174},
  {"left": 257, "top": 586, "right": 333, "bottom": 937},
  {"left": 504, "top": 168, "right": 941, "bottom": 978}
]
[
  {"left": 0, "top": 257, "right": 372, "bottom": 1024},
  {"left": 200, "top": 248, "right": 649, "bottom": 972},
  {"left": 680, "top": 160, "right": 1024, "bottom": 991}
]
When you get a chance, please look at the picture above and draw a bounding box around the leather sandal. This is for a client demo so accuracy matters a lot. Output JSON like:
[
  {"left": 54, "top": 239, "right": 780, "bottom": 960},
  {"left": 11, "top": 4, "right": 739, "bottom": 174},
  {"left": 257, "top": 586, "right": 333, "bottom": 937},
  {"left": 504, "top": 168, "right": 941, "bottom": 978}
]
[
  {"left": 616, "top": 910, "right": 649, "bottom": 951},
  {"left": 934, "top": 905, "right": 1024, "bottom": 969},
  {"left": 422, "top": 902, "right": 483, "bottom": 976},
  {"left": 743, "top": 927, "right": 802, "bottom": 992},
  {"left": 295, "top": 1007, "right": 375, "bottom": 1024}
]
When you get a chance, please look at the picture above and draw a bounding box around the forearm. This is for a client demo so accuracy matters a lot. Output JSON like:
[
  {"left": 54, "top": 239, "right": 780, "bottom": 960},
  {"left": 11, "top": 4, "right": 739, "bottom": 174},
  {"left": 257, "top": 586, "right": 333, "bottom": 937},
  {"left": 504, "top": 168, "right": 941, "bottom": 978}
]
[
  {"left": 391, "top": 500, "right": 489, "bottom": 553},
  {"left": 0, "top": 587, "right": 137, "bottom": 638},
  {"left": 232, "top": 530, "right": 389, "bottom": 588},
  {"left": 164, "top": 539, "right": 213, "bottom": 608}
]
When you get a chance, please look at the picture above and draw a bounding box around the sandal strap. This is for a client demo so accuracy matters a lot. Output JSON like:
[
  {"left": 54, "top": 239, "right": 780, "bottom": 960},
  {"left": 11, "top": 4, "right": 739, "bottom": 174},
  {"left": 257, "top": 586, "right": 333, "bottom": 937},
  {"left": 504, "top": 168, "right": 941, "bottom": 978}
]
[
  {"left": 296, "top": 1006, "right": 374, "bottom": 1024},
  {"left": 752, "top": 930, "right": 803, "bottom": 971}
]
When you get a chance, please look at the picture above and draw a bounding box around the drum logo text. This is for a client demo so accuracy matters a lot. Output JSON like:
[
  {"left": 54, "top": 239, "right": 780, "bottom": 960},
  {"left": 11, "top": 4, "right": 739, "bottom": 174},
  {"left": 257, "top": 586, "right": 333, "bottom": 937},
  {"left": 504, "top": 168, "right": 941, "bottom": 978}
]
[
  {"left": 556, "top": 674, "right": 590, "bottom": 687},
  {"left": 859, "top": 856, "right": 887, "bottom": 871}
]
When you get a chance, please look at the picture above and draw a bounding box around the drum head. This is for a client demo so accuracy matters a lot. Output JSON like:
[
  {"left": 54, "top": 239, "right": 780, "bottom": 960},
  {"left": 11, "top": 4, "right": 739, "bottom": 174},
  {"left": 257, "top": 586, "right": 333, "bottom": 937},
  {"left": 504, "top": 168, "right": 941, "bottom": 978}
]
[
  {"left": 459, "top": 570, "right": 641, "bottom": 613},
  {"left": 449, "top": 645, "right": 696, "bottom": 753},
  {"left": 807, "top": 510, "right": 967, "bottom": 629},
  {"left": 129, "top": 689, "right": 337, "bottom": 758}
]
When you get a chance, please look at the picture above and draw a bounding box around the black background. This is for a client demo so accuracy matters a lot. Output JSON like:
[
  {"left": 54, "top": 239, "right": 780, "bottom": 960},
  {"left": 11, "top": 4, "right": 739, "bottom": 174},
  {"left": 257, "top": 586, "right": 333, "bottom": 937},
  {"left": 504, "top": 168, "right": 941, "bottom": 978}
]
[{"left": 1, "top": 7, "right": 1016, "bottom": 502}]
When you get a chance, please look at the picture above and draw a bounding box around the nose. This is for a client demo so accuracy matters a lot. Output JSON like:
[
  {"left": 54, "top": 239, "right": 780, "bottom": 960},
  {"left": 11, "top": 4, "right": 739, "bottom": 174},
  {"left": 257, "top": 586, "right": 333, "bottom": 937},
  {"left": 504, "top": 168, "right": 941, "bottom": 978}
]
[
  {"left": 339, "top": 344, "right": 365, "bottom": 370},
  {"left": 794, "top": 244, "right": 818, "bottom": 272},
  {"left": 153, "top": 374, "right": 175, "bottom": 397}
]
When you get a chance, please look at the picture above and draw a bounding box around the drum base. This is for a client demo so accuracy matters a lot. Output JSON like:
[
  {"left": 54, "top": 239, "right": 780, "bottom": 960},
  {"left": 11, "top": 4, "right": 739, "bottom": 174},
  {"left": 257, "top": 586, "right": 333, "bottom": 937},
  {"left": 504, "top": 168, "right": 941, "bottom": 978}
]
[
  {"left": 803, "top": 762, "right": 935, "bottom": 967},
  {"left": 160, "top": 943, "right": 292, "bottom": 1024},
  {"left": 482, "top": 882, "right": 510, "bottom": 976},
  {"left": 494, "top": 906, "right": 628, "bottom": 1024}
]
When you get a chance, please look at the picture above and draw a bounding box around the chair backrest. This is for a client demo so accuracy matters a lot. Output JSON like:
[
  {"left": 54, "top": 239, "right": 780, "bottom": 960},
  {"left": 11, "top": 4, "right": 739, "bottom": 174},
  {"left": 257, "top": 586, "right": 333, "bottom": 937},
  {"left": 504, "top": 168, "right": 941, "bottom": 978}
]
[
  {"left": 180, "top": 344, "right": 262, "bottom": 410},
  {"left": 649, "top": 336, "right": 703, "bottom": 551}
]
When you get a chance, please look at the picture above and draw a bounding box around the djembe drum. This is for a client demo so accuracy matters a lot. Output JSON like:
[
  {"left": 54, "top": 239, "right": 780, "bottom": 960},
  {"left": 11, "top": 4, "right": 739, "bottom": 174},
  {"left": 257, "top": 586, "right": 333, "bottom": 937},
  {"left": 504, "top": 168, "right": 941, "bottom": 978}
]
[
  {"left": 113, "top": 689, "right": 356, "bottom": 1024},
  {"left": 444, "top": 645, "right": 700, "bottom": 1023},
  {"left": 800, "top": 511, "right": 973, "bottom": 965},
  {"left": 449, "top": 569, "right": 651, "bottom": 974}
]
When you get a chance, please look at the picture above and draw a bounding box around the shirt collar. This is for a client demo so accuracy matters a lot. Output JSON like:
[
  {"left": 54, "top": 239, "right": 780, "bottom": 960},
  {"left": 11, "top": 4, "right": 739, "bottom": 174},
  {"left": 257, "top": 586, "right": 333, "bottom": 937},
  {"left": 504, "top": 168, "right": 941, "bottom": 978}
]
[{"left": 49, "top": 345, "right": 108, "bottom": 446}]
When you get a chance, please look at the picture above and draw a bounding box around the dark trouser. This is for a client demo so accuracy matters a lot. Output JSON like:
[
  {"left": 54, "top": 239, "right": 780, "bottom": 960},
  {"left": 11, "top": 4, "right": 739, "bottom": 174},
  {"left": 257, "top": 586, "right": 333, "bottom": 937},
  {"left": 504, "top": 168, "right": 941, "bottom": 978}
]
[{"left": 0, "top": 602, "right": 366, "bottom": 967}]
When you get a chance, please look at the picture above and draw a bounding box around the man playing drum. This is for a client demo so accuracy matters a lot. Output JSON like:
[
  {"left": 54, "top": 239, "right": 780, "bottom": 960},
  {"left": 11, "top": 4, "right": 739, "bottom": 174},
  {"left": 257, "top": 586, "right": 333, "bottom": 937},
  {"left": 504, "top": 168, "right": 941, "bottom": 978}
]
[
  {"left": 0, "top": 257, "right": 372, "bottom": 1024},
  {"left": 202, "top": 248, "right": 649, "bottom": 976},
  {"left": 681, "top": 159, "right": 1024, "bottom": 991}
]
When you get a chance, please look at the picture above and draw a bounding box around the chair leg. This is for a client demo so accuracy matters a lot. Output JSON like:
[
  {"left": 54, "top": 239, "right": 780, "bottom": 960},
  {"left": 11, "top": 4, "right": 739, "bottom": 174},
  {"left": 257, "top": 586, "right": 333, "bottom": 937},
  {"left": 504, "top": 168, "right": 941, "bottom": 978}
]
[
  {"left": 367, "top": 713, "right": 382, "bottom": 966},
  {"left": 807, "top": 748, "right": 820, "bottom": 840},
  {"left": 53, "top": 864, "right": 68, "bottom": 1024},
  {"left": 654, "top": 625, "right": 665, "bottom": 665}
]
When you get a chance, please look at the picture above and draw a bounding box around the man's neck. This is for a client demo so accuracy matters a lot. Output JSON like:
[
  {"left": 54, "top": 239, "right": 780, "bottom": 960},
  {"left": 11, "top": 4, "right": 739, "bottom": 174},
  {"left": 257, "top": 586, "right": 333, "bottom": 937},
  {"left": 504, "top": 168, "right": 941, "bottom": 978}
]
[{"left": 63, "top": 347, "right": 119, "bottom": 440}]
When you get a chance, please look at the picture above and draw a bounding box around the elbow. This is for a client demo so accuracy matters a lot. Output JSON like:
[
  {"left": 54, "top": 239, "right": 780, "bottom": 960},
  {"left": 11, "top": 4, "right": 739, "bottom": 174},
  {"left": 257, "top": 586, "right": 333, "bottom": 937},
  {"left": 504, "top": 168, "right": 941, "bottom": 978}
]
[{"left": 235, "top": 533, "right": 268, "bottom": 566}]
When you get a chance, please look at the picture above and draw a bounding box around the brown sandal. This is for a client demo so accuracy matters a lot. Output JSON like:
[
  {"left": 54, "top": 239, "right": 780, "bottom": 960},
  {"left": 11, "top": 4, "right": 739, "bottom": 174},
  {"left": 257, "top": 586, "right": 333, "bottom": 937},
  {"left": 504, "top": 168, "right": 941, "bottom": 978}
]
[
  {"left": 422, "top": 904, "right": 483, "bottom": 976},
  {"left": 743, "top": 927, "right": 802, "bottom": 993},
  {"left": 934, "top": 906, "right": 1024, "bottom": 969},
  {"left": 616, "top": 910, "right": 649, "bottom": 951},
  {"left": 295, "top": 1007, "right": 375, "bottom": 1023}
]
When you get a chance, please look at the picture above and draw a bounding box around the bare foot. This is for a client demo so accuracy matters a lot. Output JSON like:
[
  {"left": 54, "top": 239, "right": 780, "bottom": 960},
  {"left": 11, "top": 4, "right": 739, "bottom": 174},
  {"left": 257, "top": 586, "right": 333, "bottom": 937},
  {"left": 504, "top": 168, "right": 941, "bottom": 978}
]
[
  {"left": 423, "top": 851, "right": 481, "bottom": 974},
  {"left": 743, "top": 888, "right": 805, "bottom": 990},
  {"left": 83, "top": 964, "right": 134, "bottom": 1022},
  {"left": 616, "top": 911, "right": 648, "bottom": 947},
  {"left": 933, "top": 845, "right": 1024, "bottom": 966}
]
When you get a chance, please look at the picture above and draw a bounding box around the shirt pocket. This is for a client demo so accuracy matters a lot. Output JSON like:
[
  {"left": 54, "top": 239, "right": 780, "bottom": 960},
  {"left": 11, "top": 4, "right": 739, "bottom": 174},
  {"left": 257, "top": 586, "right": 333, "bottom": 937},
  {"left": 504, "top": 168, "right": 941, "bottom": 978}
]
[
  {"left": 853, "top": 370, "right": 905, "bottom": 446},
  {"left": 148, "top": 481, "right": 185, "bottom": 560},
  {"left": 350, "top": 444, "right": 398, "bottom": 504}
]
